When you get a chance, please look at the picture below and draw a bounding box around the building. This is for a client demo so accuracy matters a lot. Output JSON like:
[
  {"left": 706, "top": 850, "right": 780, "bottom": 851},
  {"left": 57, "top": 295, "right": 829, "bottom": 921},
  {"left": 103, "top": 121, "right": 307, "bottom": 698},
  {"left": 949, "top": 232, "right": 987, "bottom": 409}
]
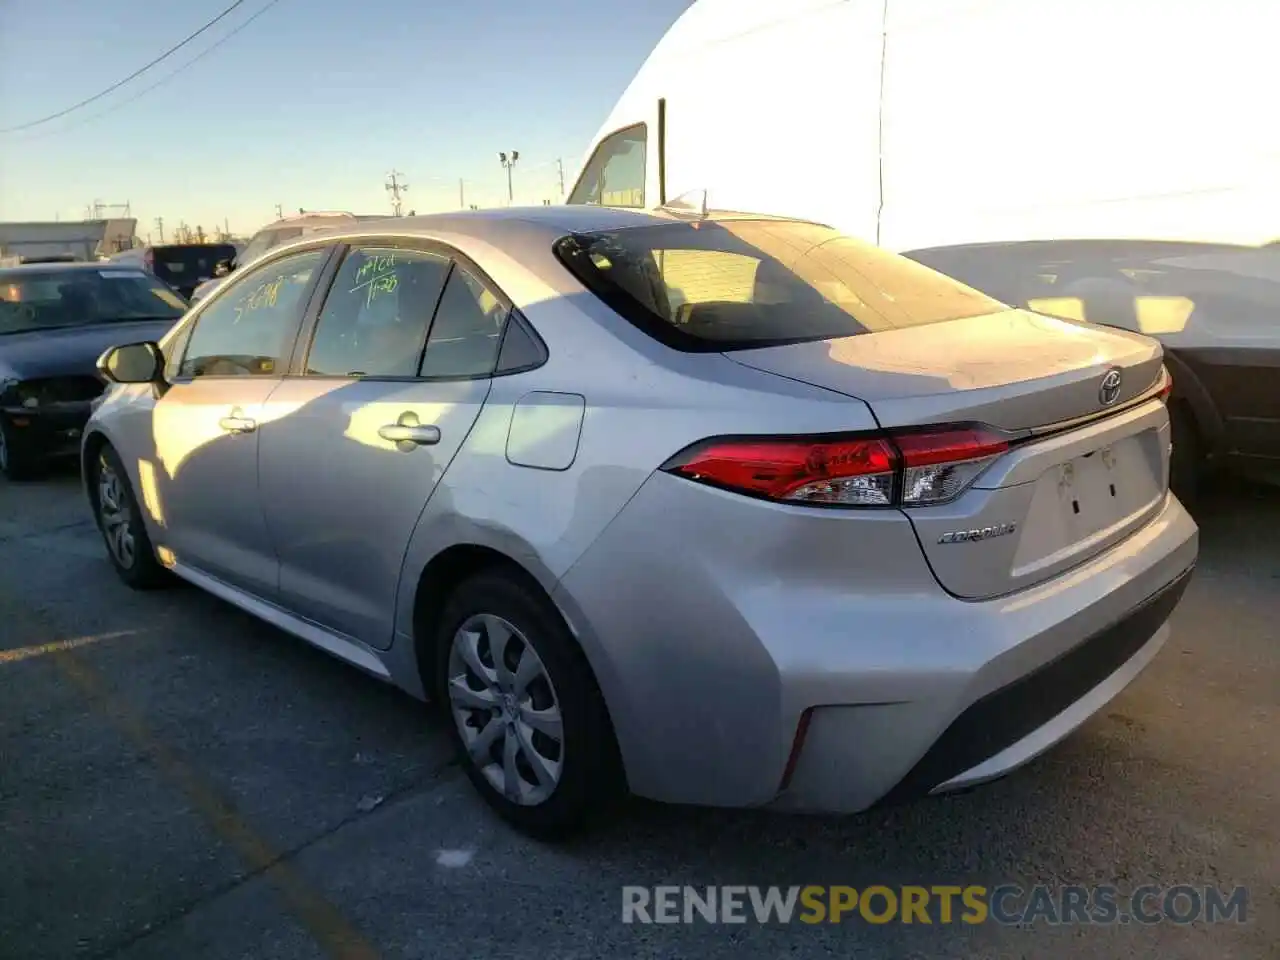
[{"left": 0, "top": 219, "right": 138, "bottom": 263}]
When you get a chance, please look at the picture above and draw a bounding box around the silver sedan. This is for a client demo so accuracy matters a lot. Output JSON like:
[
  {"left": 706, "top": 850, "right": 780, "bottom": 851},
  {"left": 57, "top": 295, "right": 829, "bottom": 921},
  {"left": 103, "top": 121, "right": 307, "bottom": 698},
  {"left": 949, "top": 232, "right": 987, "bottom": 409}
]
[{"left": 83, "top": 206, "right": 1198, "bottom": 837}]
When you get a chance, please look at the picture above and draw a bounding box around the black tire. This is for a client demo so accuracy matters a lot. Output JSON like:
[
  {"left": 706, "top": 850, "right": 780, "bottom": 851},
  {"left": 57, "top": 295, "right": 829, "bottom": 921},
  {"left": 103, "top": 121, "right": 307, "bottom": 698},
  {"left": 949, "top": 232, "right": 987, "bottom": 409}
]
[
  {"left": 434, "top": 570, "right": 622, "bottom": 840},
  {"left": 0, "top": 418, "right": 44, "bottom": 481},
  {"left": 89, "top": 444, "right": 170, "bottom": 589},
  {"left": 1168, "top": 402, "right": 1201, "bottom": 506}
]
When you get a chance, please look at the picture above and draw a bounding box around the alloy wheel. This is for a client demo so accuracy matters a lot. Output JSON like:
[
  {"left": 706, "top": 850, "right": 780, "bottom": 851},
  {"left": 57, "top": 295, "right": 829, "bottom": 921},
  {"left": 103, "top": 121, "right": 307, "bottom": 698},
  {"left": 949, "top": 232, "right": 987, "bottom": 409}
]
[
  {"left": 446, "top": 613, "right": 565, "bottom": 806},
  {"left": 97, "top": 456, "right": 136, "bottom": 569}
]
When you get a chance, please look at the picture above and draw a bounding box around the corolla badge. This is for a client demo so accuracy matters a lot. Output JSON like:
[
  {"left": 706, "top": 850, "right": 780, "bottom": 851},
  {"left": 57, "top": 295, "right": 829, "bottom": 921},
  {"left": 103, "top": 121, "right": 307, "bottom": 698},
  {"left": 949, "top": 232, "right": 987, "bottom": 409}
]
[
  {"left": 1099, "top": 368, "right": 1123, "bottom": 406},
  {"left": 938, "top": 522, "right": 1018, "bottom": 544}
]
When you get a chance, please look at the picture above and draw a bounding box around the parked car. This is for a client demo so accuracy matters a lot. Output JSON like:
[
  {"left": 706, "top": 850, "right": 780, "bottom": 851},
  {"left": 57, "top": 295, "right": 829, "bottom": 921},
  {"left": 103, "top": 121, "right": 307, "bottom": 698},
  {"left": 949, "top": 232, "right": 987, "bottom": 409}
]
[
  {"left": 904, "top": 240, "right": 1280, "bottom": 499},
  {"left": 188, "top": 212, "right": 383, "bottom": 304},
  {"left": 0, "top": 262, "right": 186, "bottom": 479},
  {"left": 84, "top": 206, "right": 1197, "bottom": 837},
  {"left": 111, "top": 243, "right": 238, "bottom": 300}
]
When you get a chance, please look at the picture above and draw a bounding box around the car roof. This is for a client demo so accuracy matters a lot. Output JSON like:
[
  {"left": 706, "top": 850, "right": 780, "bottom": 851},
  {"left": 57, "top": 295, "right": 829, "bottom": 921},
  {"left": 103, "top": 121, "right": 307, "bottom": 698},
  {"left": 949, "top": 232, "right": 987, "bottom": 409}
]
[{"left": 276, "top": 204, "right": 821, "bottom": 248}]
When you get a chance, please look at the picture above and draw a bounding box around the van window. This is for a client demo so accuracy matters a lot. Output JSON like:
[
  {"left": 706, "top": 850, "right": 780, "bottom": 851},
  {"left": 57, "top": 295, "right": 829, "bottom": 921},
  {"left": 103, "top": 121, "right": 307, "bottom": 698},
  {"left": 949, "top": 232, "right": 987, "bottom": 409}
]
[
  {"left": 555, "top": 218, "right": 1006, "bottom": 352},
  {"left": 567, "top": 124, "right": 646, "bottom": 208}
]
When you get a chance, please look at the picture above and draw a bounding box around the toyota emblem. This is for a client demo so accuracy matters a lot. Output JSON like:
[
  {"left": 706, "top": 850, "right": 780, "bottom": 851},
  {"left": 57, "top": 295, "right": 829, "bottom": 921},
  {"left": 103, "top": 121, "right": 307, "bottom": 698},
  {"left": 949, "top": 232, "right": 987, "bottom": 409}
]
[{"left": 1099, "top": 368, "right": 1123, "bottom": 406}]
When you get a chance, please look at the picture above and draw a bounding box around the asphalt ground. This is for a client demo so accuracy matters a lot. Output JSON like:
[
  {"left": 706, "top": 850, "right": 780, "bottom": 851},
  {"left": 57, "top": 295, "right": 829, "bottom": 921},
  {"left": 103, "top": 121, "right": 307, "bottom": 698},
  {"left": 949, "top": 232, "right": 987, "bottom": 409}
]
[{"left": 1, "top": 465, "right": 1276, "bottom": 960}]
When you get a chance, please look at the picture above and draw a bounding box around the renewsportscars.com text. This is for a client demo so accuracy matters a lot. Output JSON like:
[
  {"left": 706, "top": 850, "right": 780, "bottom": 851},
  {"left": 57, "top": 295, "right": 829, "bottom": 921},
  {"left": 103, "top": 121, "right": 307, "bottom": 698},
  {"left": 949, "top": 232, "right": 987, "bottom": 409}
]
[{"left": 621, "top": 884, "right": 1250, "bottom": 926}]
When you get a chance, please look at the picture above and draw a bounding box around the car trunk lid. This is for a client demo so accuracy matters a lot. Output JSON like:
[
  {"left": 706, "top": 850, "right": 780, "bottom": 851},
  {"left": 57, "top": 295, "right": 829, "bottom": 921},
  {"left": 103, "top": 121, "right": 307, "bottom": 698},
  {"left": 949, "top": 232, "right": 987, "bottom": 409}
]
[
  {"left": 726, "top": 309, "right": 1164, "bottom": 430},
  {"left": 726, "top": 309, "right": 1171, "bottom": 599}
]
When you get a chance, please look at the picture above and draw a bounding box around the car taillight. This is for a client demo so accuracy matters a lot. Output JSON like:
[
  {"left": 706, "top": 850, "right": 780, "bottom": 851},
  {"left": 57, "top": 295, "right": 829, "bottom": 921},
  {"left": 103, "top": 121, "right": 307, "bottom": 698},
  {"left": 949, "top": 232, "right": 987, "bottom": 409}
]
[
  {"left": 1157, "top": 365, "right": 1173, "bottom": 403},
  {"left": 662, "top": 426, "right": 1010, "bottom": 508},
  {"left": 895, "top": 428, "right": 1010, "bottom": 505}
]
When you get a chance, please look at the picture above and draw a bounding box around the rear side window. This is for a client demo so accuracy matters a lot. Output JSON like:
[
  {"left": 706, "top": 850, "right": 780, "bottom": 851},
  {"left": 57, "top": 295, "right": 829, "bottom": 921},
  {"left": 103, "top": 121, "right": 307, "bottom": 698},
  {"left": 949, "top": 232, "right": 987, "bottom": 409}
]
[
  {"left": 554, "top": 219, "right": 1007, "bottom": 352},
  {"left": 567, "top": 124, "right": 646, "bottom": 208}
]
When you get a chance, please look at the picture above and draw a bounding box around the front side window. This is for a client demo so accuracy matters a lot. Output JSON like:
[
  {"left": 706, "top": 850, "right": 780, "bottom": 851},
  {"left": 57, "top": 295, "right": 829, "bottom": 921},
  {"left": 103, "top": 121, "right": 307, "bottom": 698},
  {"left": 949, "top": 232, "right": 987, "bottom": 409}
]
[
  {"left": 419, "top": 265, "right": 507, "bottom": 378},
  {"left": 179, "top": 249, "right": 326, "bottom": 377},
  {"left": 567, "top": 124, "right": 647, "bottom": 208},
  {"left": 555, "top": 219, "right": 1007, "bottom": 351},
  {"left": 306, "top": 247, "right": 451, "bottom": 377}
]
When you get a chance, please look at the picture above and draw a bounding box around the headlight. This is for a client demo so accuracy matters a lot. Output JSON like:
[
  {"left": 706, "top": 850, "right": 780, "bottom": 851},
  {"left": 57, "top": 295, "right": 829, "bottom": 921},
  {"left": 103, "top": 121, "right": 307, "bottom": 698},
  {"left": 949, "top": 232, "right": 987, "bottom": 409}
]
[{"left": 1, "top": 379, "right": 42, "bottom": 408}]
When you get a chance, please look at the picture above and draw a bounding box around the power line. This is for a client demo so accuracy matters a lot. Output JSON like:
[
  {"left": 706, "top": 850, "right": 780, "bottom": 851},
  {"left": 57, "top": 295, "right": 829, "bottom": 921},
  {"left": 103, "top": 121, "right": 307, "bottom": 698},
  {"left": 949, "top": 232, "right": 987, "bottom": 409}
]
[
  {"left": 1, "top": 0, "right": 252, "bottom": 133},
  {"left": 13, "top": 0, "right": 286, "bottom": 140}
]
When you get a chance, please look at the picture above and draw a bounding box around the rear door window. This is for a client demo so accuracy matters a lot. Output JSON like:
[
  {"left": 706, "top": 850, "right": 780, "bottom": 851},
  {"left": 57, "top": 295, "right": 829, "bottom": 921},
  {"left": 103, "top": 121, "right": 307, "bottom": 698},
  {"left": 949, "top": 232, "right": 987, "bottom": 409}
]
[{"left": 305, "top": 247, "right": 451, "bottom": 377}]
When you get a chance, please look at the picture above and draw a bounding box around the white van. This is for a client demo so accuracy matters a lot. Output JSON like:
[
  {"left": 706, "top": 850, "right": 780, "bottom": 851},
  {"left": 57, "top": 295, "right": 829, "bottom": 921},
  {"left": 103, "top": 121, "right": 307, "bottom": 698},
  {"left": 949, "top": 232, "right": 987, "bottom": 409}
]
[
  {"left": 568, "top": 0, "right": 1276, "bottom": 250},
  {"left": 567, "top": 0, "right": 1280, "bottom": 492}
]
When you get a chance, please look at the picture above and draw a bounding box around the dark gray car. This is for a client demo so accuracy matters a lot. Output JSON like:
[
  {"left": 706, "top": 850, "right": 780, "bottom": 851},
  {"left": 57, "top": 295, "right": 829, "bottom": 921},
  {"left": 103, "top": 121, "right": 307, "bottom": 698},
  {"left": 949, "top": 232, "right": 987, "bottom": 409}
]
[{"left": 905, "top": 240, "right": 1280, "bottom": 500}]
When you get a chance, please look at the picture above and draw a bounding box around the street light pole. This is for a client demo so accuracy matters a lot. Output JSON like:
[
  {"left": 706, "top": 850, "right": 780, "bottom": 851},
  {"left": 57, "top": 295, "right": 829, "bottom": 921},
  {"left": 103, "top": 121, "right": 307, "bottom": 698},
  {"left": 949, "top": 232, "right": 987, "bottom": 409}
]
[{"left": 498, "top": 150, "right": 520, "bottom": 205}]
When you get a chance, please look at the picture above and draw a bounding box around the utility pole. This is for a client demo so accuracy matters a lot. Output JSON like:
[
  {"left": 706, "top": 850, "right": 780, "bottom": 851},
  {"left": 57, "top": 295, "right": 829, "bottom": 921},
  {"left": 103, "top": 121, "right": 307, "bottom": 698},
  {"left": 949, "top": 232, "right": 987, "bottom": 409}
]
[
  {"left": 274, "top": 203, "right": 283, "bottom": 219},
  {"left": 499, "top": 150, "right": 519, "bottom": 205},
  {"left": 224, "top": 217, "right": 230, "bottom": 240},
  {"left": 154, "top": 217, "right": 165, "bottom": 242},
  {"left": 458, "top": 178, "right": 465, "bottom": 210},
  {"left": 556, "top": 158, "right": 565, "bottom": 199},
  {"left": 195, "top": 225, "right": 207, "bottom": 243},
  {"left": 385, "top": 170, "right": 409, "bottom": 216}
]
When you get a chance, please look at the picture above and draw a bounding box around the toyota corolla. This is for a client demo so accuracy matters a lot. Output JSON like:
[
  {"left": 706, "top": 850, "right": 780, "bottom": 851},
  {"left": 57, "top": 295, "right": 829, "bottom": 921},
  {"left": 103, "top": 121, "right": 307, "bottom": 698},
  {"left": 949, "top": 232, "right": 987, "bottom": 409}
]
[{"left": 81, "top": 206, "right": 1198, "bottom": 837}]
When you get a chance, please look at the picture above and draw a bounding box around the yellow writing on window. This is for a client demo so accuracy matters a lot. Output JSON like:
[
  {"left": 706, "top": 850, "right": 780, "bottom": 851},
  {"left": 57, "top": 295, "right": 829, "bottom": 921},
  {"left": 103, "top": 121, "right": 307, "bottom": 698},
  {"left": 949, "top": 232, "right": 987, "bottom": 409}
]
[{"left": 233, "top": 277, "right": 285, "bottom": 323}]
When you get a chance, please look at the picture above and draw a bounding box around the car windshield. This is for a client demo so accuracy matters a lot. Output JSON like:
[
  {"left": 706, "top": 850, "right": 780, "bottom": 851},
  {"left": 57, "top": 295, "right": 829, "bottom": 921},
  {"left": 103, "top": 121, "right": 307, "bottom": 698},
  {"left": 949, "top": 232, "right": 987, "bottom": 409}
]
[
  {"left": 555, "top": 218, "right": 1008, "bottom": 351},
  {"left": 0, "top": 268, "right": 187, "bottom": 334}
]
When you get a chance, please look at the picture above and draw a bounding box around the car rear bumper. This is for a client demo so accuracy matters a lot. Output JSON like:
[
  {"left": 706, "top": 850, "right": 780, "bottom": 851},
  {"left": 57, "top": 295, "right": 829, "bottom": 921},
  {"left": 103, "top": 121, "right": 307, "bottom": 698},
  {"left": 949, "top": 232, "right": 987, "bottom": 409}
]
[
  {"left": 554, "top": 473, "right": 1199, "bottom": 812},
  {"left": 809, "top": 565, "right": 1190, "bottom": 811}
]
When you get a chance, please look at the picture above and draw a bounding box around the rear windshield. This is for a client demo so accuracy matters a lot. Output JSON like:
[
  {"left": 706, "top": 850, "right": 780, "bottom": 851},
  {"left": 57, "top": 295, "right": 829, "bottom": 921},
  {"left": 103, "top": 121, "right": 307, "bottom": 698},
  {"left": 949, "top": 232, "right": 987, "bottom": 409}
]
[
  {"left": 554, "top": 219, "right": 1006, "bottom": 351},
  {"left": 151, "top": 244, "right": 236, "bottom": 283},
  {"left": 0, "top": 268, "right": 187, "bottom": 334}
]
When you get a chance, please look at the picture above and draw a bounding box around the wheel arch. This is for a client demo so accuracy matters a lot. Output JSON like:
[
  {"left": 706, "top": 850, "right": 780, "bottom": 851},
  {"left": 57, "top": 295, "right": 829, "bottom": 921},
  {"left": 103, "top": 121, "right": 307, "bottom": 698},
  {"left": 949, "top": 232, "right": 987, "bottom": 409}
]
[
  {"left": 410, "top": 543, "right": 547, "bottom": 694},
  {"left": 1162, "top": 347, "right": 1224, "bottom": 457},
  {"left": 81, "top": 428, "right": 113, "bottom": 499}
]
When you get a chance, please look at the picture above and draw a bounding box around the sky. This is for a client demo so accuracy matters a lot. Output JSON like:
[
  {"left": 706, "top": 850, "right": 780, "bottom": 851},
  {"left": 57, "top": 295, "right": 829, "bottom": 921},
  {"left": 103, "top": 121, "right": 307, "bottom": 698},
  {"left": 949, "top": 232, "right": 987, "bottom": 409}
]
[{"left": 0, "top": 0, "right": 692, "bottom": 240}]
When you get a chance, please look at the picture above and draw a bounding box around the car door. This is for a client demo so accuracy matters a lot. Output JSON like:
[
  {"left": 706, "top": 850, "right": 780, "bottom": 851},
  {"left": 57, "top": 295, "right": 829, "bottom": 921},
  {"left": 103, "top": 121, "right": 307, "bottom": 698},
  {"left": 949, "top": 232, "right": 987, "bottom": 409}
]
[
  {"left": 258, "top": 242, "right": 511, "bottom": 647},
  {"left": 151, "top": 246, "right": 333, "bottom": 598}
]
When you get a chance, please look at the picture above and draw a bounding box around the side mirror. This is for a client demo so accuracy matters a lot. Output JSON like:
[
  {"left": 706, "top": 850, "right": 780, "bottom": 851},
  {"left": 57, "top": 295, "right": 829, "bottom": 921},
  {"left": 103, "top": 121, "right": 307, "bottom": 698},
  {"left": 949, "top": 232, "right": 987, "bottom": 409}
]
[
  {"left": 213, "top": 258, "right": 235, "bottom": 277},
  {"left": 97, "top": 341, "right": 164, "bottom": 385}
]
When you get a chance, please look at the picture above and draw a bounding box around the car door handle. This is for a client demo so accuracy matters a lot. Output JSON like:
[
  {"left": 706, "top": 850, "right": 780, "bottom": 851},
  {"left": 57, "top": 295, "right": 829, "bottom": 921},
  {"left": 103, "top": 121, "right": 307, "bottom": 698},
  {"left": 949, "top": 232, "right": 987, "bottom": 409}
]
[
  {"left": 378, "top": 423, "right": 441, "bottom": 446},
  {"left": 218, "top": 415, "right": 257, "bottom": 434}
]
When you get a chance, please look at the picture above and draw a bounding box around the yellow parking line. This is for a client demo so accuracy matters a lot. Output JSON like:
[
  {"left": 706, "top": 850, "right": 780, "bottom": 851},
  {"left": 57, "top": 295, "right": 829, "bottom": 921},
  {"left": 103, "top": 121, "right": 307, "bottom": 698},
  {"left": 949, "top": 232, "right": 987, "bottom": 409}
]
[
  {"left": 0, "top": 578, "right": 380, "bottom": 959},
  {"left": 0, "top": 630, "right": 135, "bottom": 665},
  {"left": 53, "top": 649, "right": 382, "bottom": 960}
]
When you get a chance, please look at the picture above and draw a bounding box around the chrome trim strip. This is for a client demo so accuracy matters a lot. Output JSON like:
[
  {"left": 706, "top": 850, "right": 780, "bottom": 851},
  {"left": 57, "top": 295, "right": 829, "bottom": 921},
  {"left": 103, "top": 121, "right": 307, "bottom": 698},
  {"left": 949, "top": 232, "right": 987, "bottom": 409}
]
[{"left": 1014, "top": 369, "right": 1168, "bottom": 442}]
